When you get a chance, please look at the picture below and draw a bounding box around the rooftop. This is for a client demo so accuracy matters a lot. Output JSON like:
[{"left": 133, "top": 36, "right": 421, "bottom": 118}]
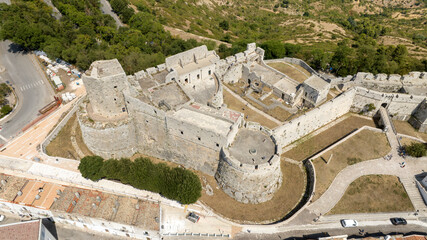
[
  {"left": 14, "top": 180, "right": 64, "bottom": 210},
  {"left": 0, "top": 174, "right": 160, "bottom": 231},
  {"left": 304, "top": 75, "right": 330, "bottom": 90},
  {"left": 0, "top": 220, "right": 41, "bottom": 240},
  {"left": 146, "top": 82, "right": 190, "bottom": 110},
  {"left": 88, "top": 59, "right": 125, "bottom": 78},
  {"left": 173, "top": 107, "right": 234, "bottom": 137},
  {"left": 50, "top": 186, "right": 160, "bottom": 231},
  {"left": 175, "top": 54, "right": 218, "bottom": 77},
  {"left": 228, "top": 128, "right": 276, "bottom": 165},
  {"left": 252, "top": 63, "right": 297, "bottom": 94}
]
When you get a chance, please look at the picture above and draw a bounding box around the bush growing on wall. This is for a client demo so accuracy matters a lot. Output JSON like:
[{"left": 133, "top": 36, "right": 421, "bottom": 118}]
[{"left": 78, "top": 156, "right": 202, "bottom": 204}]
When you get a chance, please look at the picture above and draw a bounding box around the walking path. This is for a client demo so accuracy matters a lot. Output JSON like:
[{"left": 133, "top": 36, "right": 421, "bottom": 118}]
[{"left": 306, "top": 107, "right": 427, "bottom": 217}]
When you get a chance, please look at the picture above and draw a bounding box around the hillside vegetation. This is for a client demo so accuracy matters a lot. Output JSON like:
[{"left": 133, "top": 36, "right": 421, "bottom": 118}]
[{"left": 0, "top": 0, "right": 425, "bottom": 76}]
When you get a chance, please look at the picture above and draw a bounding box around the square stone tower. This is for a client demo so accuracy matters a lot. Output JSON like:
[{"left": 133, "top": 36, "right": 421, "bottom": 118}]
[{"left": 83, "top": 59, "right": 127, "bottom": 118}]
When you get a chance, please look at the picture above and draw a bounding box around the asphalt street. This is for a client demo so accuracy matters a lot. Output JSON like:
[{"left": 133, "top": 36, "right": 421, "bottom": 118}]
[
  {"left": 0, "top": 40, "right": 54, "bottom": 145},
  {"left": 235, "top": 223, "right": 427, "bottom": 240}
]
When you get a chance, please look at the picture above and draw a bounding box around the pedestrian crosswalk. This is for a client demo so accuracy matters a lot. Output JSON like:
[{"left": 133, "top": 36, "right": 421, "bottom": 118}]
[{"left": 19, "top": 80, "right": 45, "bottom": 91}]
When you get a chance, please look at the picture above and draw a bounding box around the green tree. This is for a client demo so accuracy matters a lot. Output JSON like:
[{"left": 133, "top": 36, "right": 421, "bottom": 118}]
[
  {"left": 78, "top": 156, "right": 105, "bottom": 181},
  {"left": 219, "top": 20, "right": 229, "bottom": 31}
]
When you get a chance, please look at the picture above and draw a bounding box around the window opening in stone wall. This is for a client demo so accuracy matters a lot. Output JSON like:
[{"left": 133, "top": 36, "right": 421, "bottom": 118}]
[
  {"left": 208, "top": 70, "right": 211, "bottom": 75},
  {"left": 197, "top": 74, "right": 200, "bottom": 79},
  {"left": 281, "top": 93, "right": 285, "bottom": 99},
  {"left": 216, "top": 143, "right": 219, "bottom": 147},
  {"left": 114, "top": 86, "right": 117, "bottom": 88},
  {"left": 255, "top": 165, "right": 258, "bottom": 169},
  {"left": 171, "top": 78, "right": 175, "bottom": 81},
  {"left": 185, "top": 78, "right": 188, "bottom": 83},
  {"left": 198, "top": 137, "right": 201, "bottom": 141},
  {"left": 180, "top": 131, "right": 184, "bottom": 135},
  {"left": 114, "top": 98, "right": 116, "bottom": 101}
]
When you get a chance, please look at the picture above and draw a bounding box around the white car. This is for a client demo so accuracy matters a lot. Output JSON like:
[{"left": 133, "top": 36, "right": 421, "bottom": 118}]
[
  {"left": 341, "top": 219, "right": 358, "bottom": 227},
  {"left": 0, "top": 215, "right": 5, "bottom": 222}
]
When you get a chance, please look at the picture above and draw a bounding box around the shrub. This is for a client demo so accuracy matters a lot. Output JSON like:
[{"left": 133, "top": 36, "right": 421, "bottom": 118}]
[
  {"left": 78, "top": 156, "right": 105, "bottom": 181},
  {"left": 405, "top": 142, "right": 427, "bottom": 157},
  {"left": 78, "top": 156, "right": 202, "bottom": 204},
  {"left": 0, "top": 105, "right": 12, "bottom": 116}
]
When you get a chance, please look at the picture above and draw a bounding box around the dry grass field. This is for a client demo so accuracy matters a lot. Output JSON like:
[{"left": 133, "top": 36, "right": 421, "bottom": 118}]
[
  {"left": 394, "top": 120, "right": 427, "bottom": 142},
  {"left": 328, "top": 175, "right": 413, "bottom": 214},
  {"left": 267, "top": 62, "right": 311, "bottom": 83},
  {"left": 223, "top": 89, "right": 279, "bottom": 129},
  {"left": 45, "top": 113, "right": 93, "bottom": 159},
  {"left": 199, "top": 161, "right": 306, "bottom": 223},
  {"left": 283, "top": 115, "right": 377, "bottom": 161},
  {"left": 312, "top": 130, "right": 391, "bottom": 201}
]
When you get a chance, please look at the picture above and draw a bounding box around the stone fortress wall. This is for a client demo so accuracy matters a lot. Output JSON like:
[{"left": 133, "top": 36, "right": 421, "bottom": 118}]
[
  {"left": 215, "top": 124, "right": 282, "bottom": 204},
  {"left": 273, "top": 89, "right": 356, "bottom": 148},
  {"left": 78, "top": 43, "right": 427, "bottom": 205}
]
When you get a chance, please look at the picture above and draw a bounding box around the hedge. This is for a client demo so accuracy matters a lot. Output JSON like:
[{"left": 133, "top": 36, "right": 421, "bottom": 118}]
[{"left": 78, "top": 156, "right": 202, "bottom": 204}]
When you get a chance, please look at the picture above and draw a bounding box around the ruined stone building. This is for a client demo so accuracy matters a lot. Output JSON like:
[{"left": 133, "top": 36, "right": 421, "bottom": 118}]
[{"left": 79, "top": 43, "right": 427, "bottom": 204}]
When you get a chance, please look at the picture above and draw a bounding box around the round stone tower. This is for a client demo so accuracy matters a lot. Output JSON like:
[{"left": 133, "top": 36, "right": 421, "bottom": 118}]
[{"left": 215, "top": 125, "right": 282, "bottom": 204}]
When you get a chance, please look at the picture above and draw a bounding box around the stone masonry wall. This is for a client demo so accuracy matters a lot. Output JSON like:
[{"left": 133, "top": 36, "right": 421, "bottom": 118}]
[
  {"left": 125, "top": 94, "right": 221, "bottom": 175},
  {"left": 351, "top": 87, "right": 426, "bottom": 120},
  {"left": 77, "top": 105, "right": 138, "bottom": 159},
  {"left": 273, "top": 89, "right": 356, "bottom": 148},
  {"left": 215, "top": 148, "right": 282, "bottom": 204},
  {"left": 83, "top": 71, "right": 127, "bottom": 119}
]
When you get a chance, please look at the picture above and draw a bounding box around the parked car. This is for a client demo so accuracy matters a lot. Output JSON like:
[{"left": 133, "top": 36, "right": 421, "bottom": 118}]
[
  {"left": 390, "top": 217, "right": 407, "bottom": 225},
  {"left": 0, "top": 215, "right": 5, "bottom": 222},
  {"left": 186, "top": 212, "right": 200, "bottom": 223},
  {"left": 341, "top": 219, "right": 358, "bottom": 227}
]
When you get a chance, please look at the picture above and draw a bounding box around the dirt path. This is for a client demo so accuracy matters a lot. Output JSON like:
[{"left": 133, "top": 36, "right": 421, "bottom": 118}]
[{"left": 163, "top": 26, "right": 231, "bottom": 47}]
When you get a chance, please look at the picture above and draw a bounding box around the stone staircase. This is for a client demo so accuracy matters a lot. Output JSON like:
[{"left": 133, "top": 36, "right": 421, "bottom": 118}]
[{"left": 400, "top": 176, "right": 427, "bottom": 212}]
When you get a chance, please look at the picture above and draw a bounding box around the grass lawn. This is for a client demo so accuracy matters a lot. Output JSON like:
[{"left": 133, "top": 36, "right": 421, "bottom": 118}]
[
  {"left": 394, "top": 120, "right": 427, "bottom": 142},
  {"left": 223, "top": 88, "right": 279, "bottom": 129},
  {"left": 267, "top": 62, "right": 311, "bottom": 83},
  {"left": 283, "top": 115, "right": 377, "bottom": 161},
  {"left": 313, "top": 129, "right": 391, "bottom": 201},
  {"left": 200, "top": 160, "right": 306, "bottom": 223},
  {"left": 400, "top": 136, "right": 424, "bottom": 146},
  {"left": 45, "top": 113, "right": 93, "bottom": 159},
  {"left": 328, "top": 175, "right": 414, "bottom": 214}
]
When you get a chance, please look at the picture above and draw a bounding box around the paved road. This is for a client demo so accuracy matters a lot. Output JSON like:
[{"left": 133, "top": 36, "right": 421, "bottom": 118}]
[
  {"left": 99, "top": 0, "right": 123, "bottom": 28},
  {"left": 0, "top": 0, "right": 11, "bottom": 5},
  {"left": 236, "top": 223, "right": 427, "bottom": 240},
  {"left": 0, "top": 41, "right": 54, "bottom": 144}
]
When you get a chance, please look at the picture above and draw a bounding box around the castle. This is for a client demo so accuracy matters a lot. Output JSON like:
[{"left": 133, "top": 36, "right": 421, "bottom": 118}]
[{"left": 78, "top": 43, "right": 427, "bottom": 204}]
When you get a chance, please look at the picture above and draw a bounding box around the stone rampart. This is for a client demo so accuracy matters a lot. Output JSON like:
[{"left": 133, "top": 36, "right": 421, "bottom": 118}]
[
  {"left": 123, "top": 93, "right": 221, "bottom": 175},
  {"left": 273, "top": 89, "right": 356, "bottom": 148},
  {"left": 215, "top": 148, "right": 282, "bottom": 204},
  {"left": 351, "top": 87, "right": 426, "bottom": 120},
  {"left": 77, "top": 102, "right": 138, "bottom": 159},
  {"left": 281, "top": 57, "right": 318, "bottom": 76}
]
